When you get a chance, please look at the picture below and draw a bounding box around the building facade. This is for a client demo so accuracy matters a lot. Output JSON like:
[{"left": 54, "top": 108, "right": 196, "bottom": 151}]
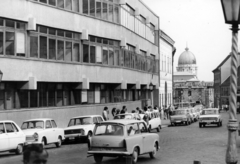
[
  {"left": 0, "top": 0, "right": 159, "bottom": 127},
  {"left": 159, "top": 30, "right": 175, "bottom": 108}
]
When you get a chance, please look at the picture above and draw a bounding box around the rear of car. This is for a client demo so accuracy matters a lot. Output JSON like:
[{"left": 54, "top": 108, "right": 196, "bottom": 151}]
[
  {"left": 170, "top": 110, "right": 190, "bottom": 125},
  {"left": 199, "top": 109, "right": 222, "bottom": 128}
]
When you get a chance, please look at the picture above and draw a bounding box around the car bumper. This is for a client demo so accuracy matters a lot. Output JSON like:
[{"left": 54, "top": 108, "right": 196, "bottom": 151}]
[
  {"left": 65, "top": 134, "right": 87, "bottom": 140},
  {"left": 171, "top": 120, "right": 186, "bottom": 123},
  {"left": 200, "top": 121, "right": 219, "bottom": 125},
  {"left": 88, "top": 150, "right": 131, "bottom": 155}
]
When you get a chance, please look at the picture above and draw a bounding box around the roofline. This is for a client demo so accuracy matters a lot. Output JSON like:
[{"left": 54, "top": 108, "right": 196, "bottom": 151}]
[
  {"left": 160, "top": 30, "right": 175, "bottom": 45},
  {"left": 139, "top": 0, "right": 159, "bottom": 18},
  {"left": 212, "top": 53, "right": 231, "bottom": 72}
]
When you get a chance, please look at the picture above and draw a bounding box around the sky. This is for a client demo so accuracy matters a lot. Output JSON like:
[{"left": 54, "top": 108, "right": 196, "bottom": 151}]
[{"left": 142, "top": 0, "right": 234, "bottom": 81}]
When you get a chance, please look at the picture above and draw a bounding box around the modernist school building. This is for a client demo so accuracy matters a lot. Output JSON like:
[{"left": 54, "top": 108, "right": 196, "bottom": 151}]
[{"left": 0, "top": 0, "right": 159, "bottom": 127}]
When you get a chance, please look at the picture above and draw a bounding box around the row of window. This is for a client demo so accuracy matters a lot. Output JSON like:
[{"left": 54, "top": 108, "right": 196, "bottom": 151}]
[
  {"left": 159, "top": 93, "right": 172, "bottom": 108},
  {"left": 160, "top": 54, "right": 172, "bottom": 73},
  {"left": 0, "top": 82, "right": 151, "bottom": 110}
]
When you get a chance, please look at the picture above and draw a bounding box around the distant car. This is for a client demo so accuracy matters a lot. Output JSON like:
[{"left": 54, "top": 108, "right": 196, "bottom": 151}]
[
  {"left": 191, "top": 108, "right": 199, "bottom": 121},
  {"left": 114, "top": 113, "right": 142, "bottom": 121},
  {"left": 199, "top": 108, "right": 222, "bottom": 128},
  {"left": 21, "top": 118, "right": 64, "bottom": 147},
  {"left": 170, "top": 109, "right": 192, "bottom": 126},
  {"left": 64, "top": 115, "right": 104, "bottom": 142},
  {"left": 148, "top": 112, "right": 162, "bottom": 132},
  {"left": 0, "top": 120, "right": 25, "bottom": 154},
  {"left": 88, "top": 119, "right": 160, "bottom": 164}
]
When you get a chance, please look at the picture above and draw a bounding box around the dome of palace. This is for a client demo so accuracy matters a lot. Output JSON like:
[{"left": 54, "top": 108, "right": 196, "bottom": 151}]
[{"left": 178, "top": 47, "right": 196, "bottom": 65}]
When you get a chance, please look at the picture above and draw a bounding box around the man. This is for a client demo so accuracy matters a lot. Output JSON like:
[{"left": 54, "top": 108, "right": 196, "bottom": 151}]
[
  {"left": 102, "top": 106, "right": 109, "bottom": 121},
  {"left": 23, "top": 144, "right": 48, "bottom": 164}
]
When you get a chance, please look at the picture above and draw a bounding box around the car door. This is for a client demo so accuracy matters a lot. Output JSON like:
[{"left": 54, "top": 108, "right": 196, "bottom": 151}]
[
  {"left": 139, "top": 122, "right": 152, "bottom": 153},
  {"left": 5, "top": 122, "right": 19, "bottom": 149},
  {"left": 0, "top": 122, "right": 9, "bottom": 151},
  {"left": 45, "top": 120, "right": 54, "bottom": 143},
  {"left": 51, "top": 120, "right": 58, "bottom": 142}
]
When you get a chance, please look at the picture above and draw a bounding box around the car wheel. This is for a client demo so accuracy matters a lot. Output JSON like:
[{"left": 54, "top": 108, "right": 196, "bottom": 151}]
[
  {"left": 185, "top": 121, "right": 188, "bottom": 126},
  {"left": 55, "top": 136, "right": 62, "bottom": 148},
  {"left": 132, "top": 147, "right": 139, "bottom": 164},
  {"left": 149, "top": 142, "right": 157, "bottom": 159},
  {"left": 15, "top": 144, "right": 23, "bottom": 155},
  {"left": 42, "top": 138, "right": 46, "bottom": 146},
  {"left": 171, "top": 122, "right": 174, "bottom": 126},
  {"left": 199, "top": 124, "right": 201, "bottom": 128},
  {"left": 156, "top": 126, "right": 160, "bottom": 132},
  {"left": 217, "top": 122, "right": 220, "bottom": 127},
  {"left": 87, "top": 132, "right": 92, "bottom": 141},
  {"left": 220, "top": 121, "right": 223, "bottom": 126},
  {"left": 94, "top": 155, "right": 103, "bottom": 164}
]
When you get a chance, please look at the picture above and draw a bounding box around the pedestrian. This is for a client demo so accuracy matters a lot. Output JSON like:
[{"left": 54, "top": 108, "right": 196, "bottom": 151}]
[
  {"left": 121, "top": 106, "right": 127, "bottom": 114},
  {"left": 23, "top": 144, "right": 48, "bottom": 164},
  {"left": 153, "top": 105, "right": 159, "bottom": 113},
  {"left": 102, "top": 106, "right": 109, "bottom": 121},
  {"left": 136, "top": 107, "right": 140, "bottom": 114},
  {"left": 111, "top": 107, "right": 116, "bottom": 117},
  {"left": 131, "top": 110, "right": 136, "bottom": 113}
]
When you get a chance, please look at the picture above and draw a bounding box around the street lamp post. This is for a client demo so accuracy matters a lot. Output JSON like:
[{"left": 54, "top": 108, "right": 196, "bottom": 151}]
[
  {"left": 0, "top": 70, "right": 3, "bottom": 82},
  {"left": 149, "top": 82, "right": 154, "bottom": 106},
  {"left": 221, "top": 0, "right": 240, "bottom": 163}
]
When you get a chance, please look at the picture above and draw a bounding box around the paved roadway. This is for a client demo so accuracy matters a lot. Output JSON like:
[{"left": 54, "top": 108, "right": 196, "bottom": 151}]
[{"left": 1, "top": 111, "right": 240, "bottom": 164}]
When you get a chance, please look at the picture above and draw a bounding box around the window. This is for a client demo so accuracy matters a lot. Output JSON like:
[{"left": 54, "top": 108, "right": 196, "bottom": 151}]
[
  {"left": 90, "top": 0, "right": 95, "bottom": 16},
  {"left": 83, "top": 0, "right": 88, "bottom": 14},
  {"left": 102, "top": 2, "right": 108, "bottom": 20},
  {"left": 114, "top": 5, "right": 119, "bottom": 23},
  {"left": 93, "top": 117, "right": 98, "bottom": 123},
  {"left": 109, "top": 48, "right": 114, "bottom": 65},
  {"left": 0, "top": 123, "right": 5, "bottom": 134},
  {"left": 30, "top": 36, "right": 38, "bottom": 58},
  {"left": 65, "top": 41, "right": 72, "bottom": 61},
  {"left": 98, "top": 117, "right": 103, "bottom": 122},
  {"left": 40, "top": 36, "right": 47, "bottom": 59},
  {"left": 46, "top": 120, "right": 52, "bottom": 128},
  {"left": 109, "top": 4, "right": 113, "bottom": 22},
  {"left": 40, "top": 0, "right": 47, "bottom": 3},
  {"left": 49, "top": 0, "right": 56, "bottom": 6},
  {"left": 51, "top": 120, "right": 57, "bottom": 128},
  {"left": 102, "top": 48, "right": 108, "bottom": 65},
  {"left": 0, "top": 32, "right": 3, "bottom": 54},
  {"left": 49, "top": 39, "right": 56, "bottom": 60},
  {"left": 65, "top": 0, "right": 72, "bottom": 10},
  {"left": 5, "top": 32, "right": 15, "bottom": 55},
  {"left": 96, "top": 1, "right": 101, "bottom": 18},
  {"left": 83, "top": 44, "right": 89, "bottom": 63},
  {"left": 73, "top": 0, "right": 79, "bottom": 12},
  {"left": 139, "top": 122, "right": 147, "bottom": 133},
  {"left": 73, "top": 43, "right": 80, "bottom": 62},
  {"left": 0, "top": 18, "right": 3, "bottom": 26},
  {"left": 90, "top": 46, "right": 96, "bottom": 63},
  {"left": 11, "top": 123, "right": 19, "bottom": 132},
  {"left": 5, "top": 123, "right": 14, "bottom": 133},
  {"left": 57, "top": 40, "right": 64, "bottom": 60},
  {"left": 6, "top": 20, "right": 15, "bottom": 28},
  {"left": 57, "top": 0, "right": 64, "bottom": 8},
  {"left": 127, "top": 123, "right": 139, "bottom": 136}
]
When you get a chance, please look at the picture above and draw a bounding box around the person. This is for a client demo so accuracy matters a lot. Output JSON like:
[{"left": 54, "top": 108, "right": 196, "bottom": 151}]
[
  {"left": 102, "top": 106, "right": 109, "bottom": 121},
  {"left": 153, "top": 105, "right": 159, "bottom": 113},
  {"left": 131, "top": 110, "right": 136, "bottom": 113},
  {"left": 136, "top": 107, "right": 140, "bottom": 114},
  {"left": 111, "top": 108, "right": 116, "bottom": 117},
  {"left": 120, "top": 106, "right": 127, "bottom": 114},
  {"left": 23, "top": 144, "right": 48, "bottom": 164}
]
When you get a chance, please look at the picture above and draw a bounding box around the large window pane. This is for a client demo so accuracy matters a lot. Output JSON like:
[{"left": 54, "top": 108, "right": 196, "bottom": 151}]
[
  {"left": 114, "top": 49, "right": 119, "bottom": 66},
  {"left": 90, "top": 46, "right": 96, "bottom": 63},
  {"left": 0, "top": 18, "right": 3, "bottom": 26},
  {"left": 19, "top": 90, "right": 28, "bottom": 108},
  {"left": 109, "top": 48, "right": 114, "bottom": 65},
  {"left": 83, "top": 0, "right": 88, "bottom": 14},
  {"left": 96, "top": 1, "right": 101, "bottom": 18},
  {"left": 102, "top": 48, "right": 108, "bottom": 65},
  {"left": 6, "top": 20, "right": 15, "bottom": 28},
  {"left": 16, "top": 32, "right": 25, "bottom": 57},
  {"left": 73, "top": 0, "right": 79, "bottom": 12},
  {"left": 49, "top": 39, "right": 56, "bottom": 60},
  {"left": 72, "top": 90, "right": 81, "bottom": 104},
  {"left": 57, "top": 40, "right": 64, "bottom": 60},
  {"left": 49, "top": 0, "right": 56, "bottom": 6},
  {"left": 30, "top": 36, "right": 38, "bottom": 58},
  {"left": 40, "top": 0, "right": 47, "bottom": 3},
  {"left": 73, "top": 43, "right": 79, "bottom": 62},
  {"left": 90, "top": 0, "right": 95, "bottom": 16},
  {"left": 102, "top": 2, "right": 108, "bottom": 20},
  {"left": 6, "top": 32, "right": 15, "bottom": 55},
  {"left": 57, "top": 0, "right": 64, "bottom": 8},
  {"left": 39, "top": 83, "right": 47, "bottom": 107},
  {"left": 109, "top": 4, "right": 113, "bottom": 22},
  {"left": 40, "top": 36, "right": 47, "bottom": 59},
  {"left": 66, "top": 0, "right": 72, "bottom": 10},
  {"left": 30, "top": 91, "right": 38, "bottom": 108},
  {"left": 114, "top": 5, "right": 120, "bottom": 23},
  {"left": 65, "top": 41, "right": 72, "bottom": 61},
  {"left": 0, "top": 32, "right": 3, "bottom": 54},
  {"left": 83, "top": 44, "right": 89, "bottom": 63}
]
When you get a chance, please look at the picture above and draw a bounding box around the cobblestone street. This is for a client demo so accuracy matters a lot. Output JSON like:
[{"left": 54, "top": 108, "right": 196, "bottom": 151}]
[{"left": 0, "top": 112, "right": 240, "bottom": 164}]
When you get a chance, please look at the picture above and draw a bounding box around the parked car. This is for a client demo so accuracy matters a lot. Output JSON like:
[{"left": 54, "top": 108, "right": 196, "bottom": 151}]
[
  {"left": 0, "top": 120, "right": 25, "bottom": 154},
  {"left": 64, "top": 115, "right": 104, "bottom": 142},
  {"left": 88, "top": 119, "right": 160, "bottom": 164},
  {"left": 148, "top": 112, "right": 162, "bottom": 132},
  {"left": 114, "top": 113, "right": 142, "bottom": 120},
  {"left": 21, "top": 118, "right": 64, "bottom": 147},
  {"left": 199, "top": 108, "right": 222, "bottom": 128},
  {"left": 170, "top": 109, "right": 192, "bottom": 126},
  {"left": 191, "top": 108, "right": 199, "bottom": 121}
]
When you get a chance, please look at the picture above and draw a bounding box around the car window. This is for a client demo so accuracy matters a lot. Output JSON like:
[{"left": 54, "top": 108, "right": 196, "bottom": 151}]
[
  {"left": 98, "top": 117, "right": 103, "bottom": 122},
  {"left": 21, "top": 121, "right": 44, "bottom": 129},
  {"left": 93, "top": 117, "right": 98, "bottom": 123},
  {"left": 51, "top": 120, "right": 57, "bottom": 128},
  {"left": 5, "top": 123, "right": 15, "bottom": 133},
  {"left": 46, "top": 120, "right": 52, "bottom": 129},
  {"left": 0, "top": 123, "right": 5, "bottom": 134},
  {"left": 68, "top": 117, "right": 93, "bottom": 127},
  {"left": 11, "top": 123, "right": 19, "bottom": 132},
  {"left": 126, "top": 123, "right": 139, "bottom": 136},
  {"left": 139, "top": 122, "right": 148, "bottom": 133},
  {"left": 94, "top": 124, "right": 123, "bottom": 136}
]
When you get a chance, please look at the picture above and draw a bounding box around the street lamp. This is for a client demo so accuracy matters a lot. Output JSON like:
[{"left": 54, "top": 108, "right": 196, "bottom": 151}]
[
  {"left": 220, "top": 0, "right": 240, "bottom": 163},
  {"left": 149, "top": 82, "right": 154, "bottom": 106},
  {"left": 0, "top": 70, "right": 3, "bottom": 82}
]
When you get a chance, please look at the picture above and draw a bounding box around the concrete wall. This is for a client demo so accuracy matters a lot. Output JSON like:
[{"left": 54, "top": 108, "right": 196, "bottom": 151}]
[{"left": 0, "top": 101, "right": 142, "bottom": 128}]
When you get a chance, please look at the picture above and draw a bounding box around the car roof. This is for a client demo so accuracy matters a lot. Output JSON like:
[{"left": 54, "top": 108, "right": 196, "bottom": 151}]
[
  {"left": 101, "top": 119, "right": 142, "bottom": 125},
  {"left": 71, "top": 115, "right": 102, "bottom": 119},
  {"left": 23, "top": 118, "right": 53, "bottom": 122},
  {"left": 0, "top": 120, "right": 15, "bottom": 123}
]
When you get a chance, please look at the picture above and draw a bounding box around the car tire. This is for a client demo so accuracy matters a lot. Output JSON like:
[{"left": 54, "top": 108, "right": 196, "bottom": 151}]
[
  {"left": 55, "top": 136, "right": 62, "bottom": 148},
  {"left": 220, "top": 121, "right": 223, "bottom": 126},
  {"left": 15, "top": 144, "right": 23, "bottom": 155},
  {"left": 42, "top": 137, "right": 46, "bottom": 146},
  {"left": 149, "top": 142, "right": 157, "bottom": 159},
  {"left": 132, "top": 147, "right": 139, "bottom": 164},
  {"left": 185, "top": 121, "right": 188, "bottom": 126},
  {"left": 94, "top": 155, "right": 103, "bottom": 164},
  {"left": 171, "top": 122, "right": 174, "bottom": 126},
  {"left": 156, "top": 126, "right": 160, "bottom": 132},
  {"left": 199, "top": 124, "right": 201, "bottom": 128}
]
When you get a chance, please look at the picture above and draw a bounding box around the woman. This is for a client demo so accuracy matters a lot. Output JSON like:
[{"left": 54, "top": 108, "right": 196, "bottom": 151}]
[{"left": 111, "top": 108, "right": 116, "bottom": 117}]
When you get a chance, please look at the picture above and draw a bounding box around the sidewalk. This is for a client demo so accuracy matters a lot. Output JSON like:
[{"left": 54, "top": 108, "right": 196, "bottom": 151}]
[{"left": 161, "top": 118, "right": 171, "bottom": 128}]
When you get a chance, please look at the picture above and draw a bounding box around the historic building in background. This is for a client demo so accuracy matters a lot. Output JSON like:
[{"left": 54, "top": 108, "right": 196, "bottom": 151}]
[
  {"left": 0, "top": 0, "right": 160, "bottom": 127},
  {"left": 159, "top": 30, "right": 175, "bottom": 108},
  {"left": 173, "top": 47, "right": 214, "bottom": 107}
]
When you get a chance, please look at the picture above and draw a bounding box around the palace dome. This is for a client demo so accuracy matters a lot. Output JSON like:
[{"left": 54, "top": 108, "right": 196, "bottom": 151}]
[{"left": 178, "top": 47, "right": 196, "bottom": 65}]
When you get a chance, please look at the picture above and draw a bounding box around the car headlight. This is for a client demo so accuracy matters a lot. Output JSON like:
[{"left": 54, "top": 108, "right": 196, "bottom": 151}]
[{"left": 33, "top": 133, "right": 39, "bottom": 141}]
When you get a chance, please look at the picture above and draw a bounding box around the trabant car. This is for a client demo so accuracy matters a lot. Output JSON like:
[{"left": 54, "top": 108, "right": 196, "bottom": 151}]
[
  {"left": 170, "top": 109, "right": 192, "bottom": 126},
  {"left": 0, "top": 120, "right": 25, "bottom": 154},
  {"left": 148, "top": 112, "right": 162, "bottom": 132},
  {"left": 88, "top": 119, "right": 160, "bottom": 164},
  {"left": 199, "top": 108, "right": 222, "bottom": 128},
  {"left": 114, "top": 113, "right": 142, "bottom": 120},
  {"left": 21, "top": 118, "right": 64, "bottom": 147},
  {"left": 64, "top": 115, "right": 104, "bottom": 142}
]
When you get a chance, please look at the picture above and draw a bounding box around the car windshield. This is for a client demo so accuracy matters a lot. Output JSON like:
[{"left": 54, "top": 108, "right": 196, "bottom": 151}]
[
  {"left": 202, "top": 110, "right": 218, "bottom": 115},
  {"left": 174, "top": 110, "right": 186, "bottom": 115},
  {"left": 21, "top": 121, "right": 44, "bottom": 130},
  {"left": 94, "top": 124, "right": 124, "bottom": 136},
  {"left": 114, "top": 114, "right": 133, "bottom": 119},
  {"left": 68, "top": 117, "right": 92, "bottom": 127}
]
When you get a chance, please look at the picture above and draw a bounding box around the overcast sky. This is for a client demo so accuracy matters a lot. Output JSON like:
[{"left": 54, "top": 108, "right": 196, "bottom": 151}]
[{"left": 143, "top": 0, "right": 233, "bottom": 81}]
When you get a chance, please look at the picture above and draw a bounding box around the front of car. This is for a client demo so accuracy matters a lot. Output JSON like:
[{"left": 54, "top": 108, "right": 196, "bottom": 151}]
[
  {"left": 21, "top": 119, "right": 45, "bottom": 144},
  {"left": 64, "top": 116, "right": 94, "bottom": 141},
  {"left": 170, "top": 110, "right": 189, "bottom": 125},
  {"left": 199, "top": 109, "right": 222, "bottom": 127}
]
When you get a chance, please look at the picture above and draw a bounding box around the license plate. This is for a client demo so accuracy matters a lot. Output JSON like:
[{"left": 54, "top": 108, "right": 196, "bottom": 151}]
[
  {"left": 176, "top": 121, "right": 181, "bottom": 123},
  {"left": 69, "top": 137, "right": 75, "bottom": 140},
  {"left": 100, "top": 148, "right": 112, "bottom": 151}
]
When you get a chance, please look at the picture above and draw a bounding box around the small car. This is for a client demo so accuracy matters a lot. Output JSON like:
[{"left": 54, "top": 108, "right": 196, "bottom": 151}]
[
  {"left": 0, "top": 120, "right": 25, "bottom": 154},
  {"left": 199, "top": 108, "right": 222, "bottom": 128},
  {"left": 191, "top": 108, "right": 199, "bottom": 121},
  {"left": 21, "top": 118, "right": 64, "bottom": 147},
  {"left": 64, "top": 115, "right": 104, "bottom": 142},
  {"left": 88, "top": 119, "right": 160, "bottom": 164},
  {"left": 114, "top": 113, "right": 142, "bottom": 120},
  {"left": 148, "top": 112, "right": 162, "bottom": 132},
  {"left": 170, "top": 109, "right": 192, "bottom": 126}
]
